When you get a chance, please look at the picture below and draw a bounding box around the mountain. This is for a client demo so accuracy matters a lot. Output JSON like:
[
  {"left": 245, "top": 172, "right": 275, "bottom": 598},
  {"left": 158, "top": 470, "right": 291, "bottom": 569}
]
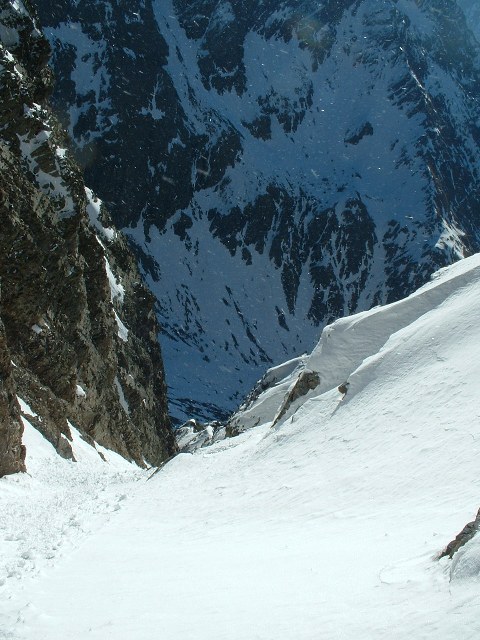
[
  {"left": 33, "top": 0, "right": 480, "bottom": 422},
  {"left": 0, "top": 0, "right": 177, "bottom": 476},
  {"left": 3, "top": 253, "right": 480, "bottom": 638}
]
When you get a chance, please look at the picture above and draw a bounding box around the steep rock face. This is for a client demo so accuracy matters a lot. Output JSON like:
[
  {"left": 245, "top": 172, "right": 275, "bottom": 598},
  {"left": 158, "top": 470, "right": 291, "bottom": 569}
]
[
  {"left": 33, "top": 0, "right": 480, "bottom": 421},
  {"left": 0, "top": 0, "right": 176, "bottom": 475},
  {"left": 0, "top": 316, "right": 25, "bottom": 475}
]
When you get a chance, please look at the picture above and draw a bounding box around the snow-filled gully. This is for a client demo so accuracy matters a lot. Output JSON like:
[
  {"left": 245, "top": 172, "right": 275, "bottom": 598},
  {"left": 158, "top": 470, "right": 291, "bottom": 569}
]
[{"left": 2, "top": 255, "right": 480, "bottom": 639}]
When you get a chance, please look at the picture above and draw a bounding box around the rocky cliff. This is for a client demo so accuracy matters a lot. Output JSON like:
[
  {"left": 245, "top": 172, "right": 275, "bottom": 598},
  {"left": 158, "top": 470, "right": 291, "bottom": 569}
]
[
  {"left": 33, "top": 0, "right": 480, "bottom": 422},
  {"left": 0, "top": 0, "right": 177, "bottom": 476}
]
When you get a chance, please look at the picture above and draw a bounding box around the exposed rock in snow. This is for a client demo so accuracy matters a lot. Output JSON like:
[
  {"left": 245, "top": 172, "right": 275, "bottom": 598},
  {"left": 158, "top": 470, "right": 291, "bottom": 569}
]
[
  {"left": 272, "top": 369, "right": 320, "bottom": 426},
  {"left": 176, "top": 418, "right": 224, "bottom": 453},
  {"left": 226, "top": 355, "right": 308, "bottom": 435},
  {"left": 450, "top": 533, "right": 480, "bottom": 581},
  {"left": 440, "top": 508, "right": 480, "bottom": 560}
]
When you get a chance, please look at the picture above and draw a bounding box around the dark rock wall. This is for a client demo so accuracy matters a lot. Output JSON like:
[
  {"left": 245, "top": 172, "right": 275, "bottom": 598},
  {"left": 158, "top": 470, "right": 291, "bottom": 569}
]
[
  {"left": 0, "top": 0, "right": 177, "bottom": 475},
  {"left": 0, "top": 315, "right": 25, "bottom": 475}
]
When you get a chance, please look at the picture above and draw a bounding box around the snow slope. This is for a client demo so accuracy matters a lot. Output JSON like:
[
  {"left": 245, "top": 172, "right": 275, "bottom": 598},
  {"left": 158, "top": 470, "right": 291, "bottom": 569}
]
[{"left": 3, "top": 254, "right": 480, "bottom": 638}]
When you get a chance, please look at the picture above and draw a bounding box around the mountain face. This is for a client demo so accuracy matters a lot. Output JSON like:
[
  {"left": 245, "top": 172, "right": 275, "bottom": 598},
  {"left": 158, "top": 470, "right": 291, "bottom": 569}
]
[
  {"left": 0, "top": 0, "right": 177, "bottom": 476},
  {"left": 33, "top": 0, "right": 480, "bottom": 422}
]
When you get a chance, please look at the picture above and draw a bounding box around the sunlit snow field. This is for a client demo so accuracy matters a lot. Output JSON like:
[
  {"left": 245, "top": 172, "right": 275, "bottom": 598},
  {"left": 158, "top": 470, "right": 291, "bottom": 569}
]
[{"left": 2, "top": 255, "right": 480, "bottom": 639}]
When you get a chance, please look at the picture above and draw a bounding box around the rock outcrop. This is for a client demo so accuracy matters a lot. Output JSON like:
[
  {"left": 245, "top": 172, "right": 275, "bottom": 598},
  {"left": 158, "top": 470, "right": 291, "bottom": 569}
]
[
  {"left": 0, "top": 0, "right": 177, "bottom": 476},
  {"left": 0, "top": 315, "right": 25, "bottom": 475},
  {"left": 175, "top": 418, "right": 224, "bottom": 453},
  {"left": 439, "top": 508, "right": 480, "bottom": 560},
  {"left": 272, "top": 370, "right": 320, "bottom": 427}
]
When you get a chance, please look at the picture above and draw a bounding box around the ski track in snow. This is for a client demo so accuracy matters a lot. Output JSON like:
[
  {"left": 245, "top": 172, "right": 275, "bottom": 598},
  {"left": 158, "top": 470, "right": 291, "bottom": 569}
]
[
  {"left": 2, "top": 255, "right": 480, "bottom": 638},
  {"left": 0, "top": 425, "right": 146, "bottom": 639}
]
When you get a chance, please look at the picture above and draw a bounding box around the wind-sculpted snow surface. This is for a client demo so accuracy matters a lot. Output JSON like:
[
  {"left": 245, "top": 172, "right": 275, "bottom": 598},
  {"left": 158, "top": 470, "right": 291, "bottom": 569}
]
[
  {"left": 34, "top": 0, "right": 480, "bottom": 421},
  {"left": 2, "top": 254, "right": 480, "bottom": 638},
  {"left": 228, "top": 253, "right": 480, "bottom": 431}
]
